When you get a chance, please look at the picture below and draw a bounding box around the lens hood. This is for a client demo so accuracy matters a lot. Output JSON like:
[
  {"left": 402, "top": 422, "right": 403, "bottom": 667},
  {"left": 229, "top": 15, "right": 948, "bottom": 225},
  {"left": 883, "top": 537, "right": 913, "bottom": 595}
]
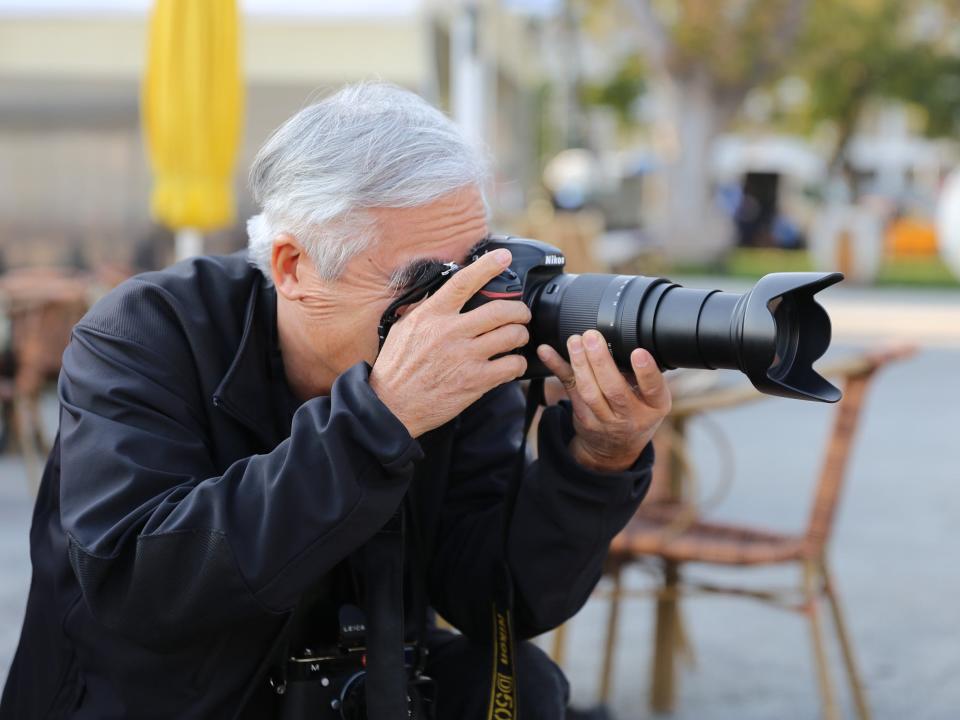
[{"left": 740, "top": 272, "right": 844, "bottom": 402}]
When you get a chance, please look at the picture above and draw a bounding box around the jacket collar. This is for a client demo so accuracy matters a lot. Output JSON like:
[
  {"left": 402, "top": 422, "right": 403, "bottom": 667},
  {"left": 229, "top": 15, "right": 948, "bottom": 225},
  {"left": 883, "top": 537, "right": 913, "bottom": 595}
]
[{"left": 212, "top": 277, "right": 285, "bottom": 449}]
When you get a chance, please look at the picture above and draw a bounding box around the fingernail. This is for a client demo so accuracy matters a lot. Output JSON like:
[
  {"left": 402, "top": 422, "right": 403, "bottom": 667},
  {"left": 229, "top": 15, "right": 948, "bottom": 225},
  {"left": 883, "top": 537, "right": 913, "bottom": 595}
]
[
  {"left": 633, "top": 349, "right": 650, "bottom": 367},
  {"left": 493, "top": 249, "right": 511, "bottom": 266},
  {"left": 584, "top": 332, "right": 600, "bottom": 351},
  {"left": 536, "top": 344, "right": 549, "bottom": 360},
  {"left": 569, "top": 336, "right": 583, "bottom": 354}
]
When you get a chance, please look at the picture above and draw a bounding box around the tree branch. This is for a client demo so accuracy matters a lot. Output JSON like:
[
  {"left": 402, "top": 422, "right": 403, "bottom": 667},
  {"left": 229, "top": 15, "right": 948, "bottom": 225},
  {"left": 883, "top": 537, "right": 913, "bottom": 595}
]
[
  {"left": 742, "top": 0, "right": 813, "bottom": 90},
  {"left": 622, "top": 0, "right": 675, "bottom": 77}
]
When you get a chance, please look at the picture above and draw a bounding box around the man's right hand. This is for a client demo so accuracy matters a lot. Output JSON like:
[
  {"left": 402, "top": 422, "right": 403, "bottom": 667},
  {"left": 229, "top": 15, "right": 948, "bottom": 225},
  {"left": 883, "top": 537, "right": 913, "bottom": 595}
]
[{"left": 369, "top": 248, "right": 531, "bottom": 438}]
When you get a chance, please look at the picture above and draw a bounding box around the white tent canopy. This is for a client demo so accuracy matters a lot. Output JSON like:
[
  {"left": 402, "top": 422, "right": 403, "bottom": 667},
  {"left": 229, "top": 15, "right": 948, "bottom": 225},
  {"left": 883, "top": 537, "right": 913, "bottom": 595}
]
[{"left": 712, "top": 134, "right": 827, "bottom": 184}]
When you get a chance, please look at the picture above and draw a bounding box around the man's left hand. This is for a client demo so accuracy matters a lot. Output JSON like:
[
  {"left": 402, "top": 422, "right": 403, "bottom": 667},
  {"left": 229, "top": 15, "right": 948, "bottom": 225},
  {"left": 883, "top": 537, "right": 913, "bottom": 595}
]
[{"left": 537, "top": 329, "right": 671, "bottom": 473}]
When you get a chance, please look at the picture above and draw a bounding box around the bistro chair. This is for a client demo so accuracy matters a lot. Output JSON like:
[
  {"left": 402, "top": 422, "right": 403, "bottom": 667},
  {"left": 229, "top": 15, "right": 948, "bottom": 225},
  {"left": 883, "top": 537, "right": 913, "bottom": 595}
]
[
  {"left": 591, "top": 346, "right": 913, "bottom": 720},
  {"left": 0, "top": 269, "right": 92, "bottom": 490}
]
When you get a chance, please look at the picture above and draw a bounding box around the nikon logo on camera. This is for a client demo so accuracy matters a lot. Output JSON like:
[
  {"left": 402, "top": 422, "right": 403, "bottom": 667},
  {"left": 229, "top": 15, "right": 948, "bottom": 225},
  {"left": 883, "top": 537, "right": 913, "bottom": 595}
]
[{"left": 543, "top": 255, "right": 564, "bottom": 266}]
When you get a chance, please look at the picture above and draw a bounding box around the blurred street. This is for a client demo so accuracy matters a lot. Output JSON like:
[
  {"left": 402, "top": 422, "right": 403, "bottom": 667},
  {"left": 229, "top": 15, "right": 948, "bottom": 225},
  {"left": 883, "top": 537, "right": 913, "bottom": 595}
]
[{"left": 2, "top": 283, "right": 958, "bottom": 719}]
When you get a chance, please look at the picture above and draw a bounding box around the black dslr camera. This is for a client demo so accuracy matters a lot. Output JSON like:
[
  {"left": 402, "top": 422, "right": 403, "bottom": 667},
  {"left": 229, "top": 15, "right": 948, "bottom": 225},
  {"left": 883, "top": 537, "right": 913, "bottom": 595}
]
[
  {"left": 453, "top": 235, "right": 843, "bottom": 402},
  {"left": 276, "top": 606, "right": 435, "bottom": 720}
]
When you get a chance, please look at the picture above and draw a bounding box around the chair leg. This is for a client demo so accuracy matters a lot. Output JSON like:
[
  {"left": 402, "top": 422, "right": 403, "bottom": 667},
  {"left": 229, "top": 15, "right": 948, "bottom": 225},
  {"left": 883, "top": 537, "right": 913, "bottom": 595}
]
[
  {"left": 551, "top": 622, "right": 568, "bottom": 670},
  {"left": 803, "top": 561, "right": 839, "bottom": 720},
  {"left": 674, "top": 604, "right": 696, "bottom": 669},
  {"left": 821, "top": 562, "right": 871, "bottom": 720},
  {"left": 13, "top": 395, "right": 41, "bottom": 494},
  {"left": 28, "top": 392, "right": 49, "bottom": 455},
  {"left": 0, "top": 397, "right": 13, "bottom": 452},
  {"left": 650, "top": 560, "right": 680, "bottom": 713},
  {"left": 599, "top": 563, "right": 623, "bottom": 702}
]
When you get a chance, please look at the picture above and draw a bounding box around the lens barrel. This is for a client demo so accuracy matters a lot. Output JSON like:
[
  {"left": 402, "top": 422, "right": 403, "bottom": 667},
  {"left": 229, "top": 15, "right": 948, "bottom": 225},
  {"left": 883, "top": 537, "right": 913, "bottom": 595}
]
[{"left": 532, "top": 271, "right": 843, "bottom": 402}]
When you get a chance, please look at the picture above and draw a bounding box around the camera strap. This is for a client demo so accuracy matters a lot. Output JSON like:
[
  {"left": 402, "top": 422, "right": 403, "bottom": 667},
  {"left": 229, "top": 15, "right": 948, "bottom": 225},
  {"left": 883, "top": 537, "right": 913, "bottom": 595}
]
[
  {"left": 362, "top": 506, "right": 408, "bottom": 719},
  {"left": 486, "top": 377, "right": 544, "bottom": 720},
  {"left": 378, "top": 261, "right": 460, "bottom": 350}
]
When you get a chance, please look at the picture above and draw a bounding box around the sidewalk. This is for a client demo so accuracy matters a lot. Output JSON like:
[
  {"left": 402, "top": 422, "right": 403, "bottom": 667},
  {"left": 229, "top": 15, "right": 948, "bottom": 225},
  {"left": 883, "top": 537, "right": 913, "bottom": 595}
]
[{"left": 822, "top": 286, "right": 960, "bottom": 348}]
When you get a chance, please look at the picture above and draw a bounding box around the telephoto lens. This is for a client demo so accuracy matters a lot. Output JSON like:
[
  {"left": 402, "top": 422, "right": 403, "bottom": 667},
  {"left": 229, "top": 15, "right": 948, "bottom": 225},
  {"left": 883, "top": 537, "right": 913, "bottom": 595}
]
[{"left": 467, "top": 237, "right": 844, "bottom": 403}]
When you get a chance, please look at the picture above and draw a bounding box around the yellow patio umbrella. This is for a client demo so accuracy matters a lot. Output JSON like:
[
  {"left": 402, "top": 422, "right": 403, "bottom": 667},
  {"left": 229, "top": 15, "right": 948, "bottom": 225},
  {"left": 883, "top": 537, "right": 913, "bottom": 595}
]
[{"left": 142, "top": 0, "right": 243, "bottom": 260}]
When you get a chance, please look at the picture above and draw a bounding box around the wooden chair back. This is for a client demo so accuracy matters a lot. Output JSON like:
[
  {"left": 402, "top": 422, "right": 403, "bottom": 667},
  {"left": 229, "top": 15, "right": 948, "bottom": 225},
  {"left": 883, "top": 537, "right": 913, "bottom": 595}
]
[
  {"left": 803, "top": 347, "right": 913, "bottom": 554},
  {"left": 1, "top": 269, "right": 90, "bottom": 395}
]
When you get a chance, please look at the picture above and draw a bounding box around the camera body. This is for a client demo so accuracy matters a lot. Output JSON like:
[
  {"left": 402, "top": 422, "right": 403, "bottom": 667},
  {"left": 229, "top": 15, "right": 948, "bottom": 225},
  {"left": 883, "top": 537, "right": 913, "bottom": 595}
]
[
  {"left": 462, "top": 234, "right": 567, "bottom": 378},
  {"left": 461, "top": 235, "right": 843, "bottom": 402},
  {"left": 276, "top": 606, "right": 435, "bottom": 720}
]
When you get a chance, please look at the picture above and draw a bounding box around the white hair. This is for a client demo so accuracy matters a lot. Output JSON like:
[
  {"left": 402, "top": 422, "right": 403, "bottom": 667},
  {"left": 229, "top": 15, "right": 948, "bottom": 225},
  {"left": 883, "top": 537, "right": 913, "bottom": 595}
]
[{"left": 247, "top": 82, "right": 490, "bottom": 282}]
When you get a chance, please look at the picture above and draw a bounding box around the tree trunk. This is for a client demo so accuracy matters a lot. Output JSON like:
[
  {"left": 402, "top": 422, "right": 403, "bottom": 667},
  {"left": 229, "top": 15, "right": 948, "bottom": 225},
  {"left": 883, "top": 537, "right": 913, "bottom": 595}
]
[{"left": 653, "top": 71, "right": 732, "bottom": 264}]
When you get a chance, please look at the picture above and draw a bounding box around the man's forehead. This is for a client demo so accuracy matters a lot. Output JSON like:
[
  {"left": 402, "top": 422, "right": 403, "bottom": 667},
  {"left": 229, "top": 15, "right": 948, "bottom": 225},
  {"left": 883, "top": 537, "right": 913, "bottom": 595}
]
[{"left": 371, "top": 185, "right": 489, "bottom": 278}]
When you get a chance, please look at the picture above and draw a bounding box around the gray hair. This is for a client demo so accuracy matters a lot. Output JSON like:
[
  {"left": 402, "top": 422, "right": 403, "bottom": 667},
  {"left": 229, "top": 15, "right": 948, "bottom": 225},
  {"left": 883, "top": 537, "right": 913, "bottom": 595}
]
[{"left": 247, "top": 82, "right": 489, "bottom": 283}]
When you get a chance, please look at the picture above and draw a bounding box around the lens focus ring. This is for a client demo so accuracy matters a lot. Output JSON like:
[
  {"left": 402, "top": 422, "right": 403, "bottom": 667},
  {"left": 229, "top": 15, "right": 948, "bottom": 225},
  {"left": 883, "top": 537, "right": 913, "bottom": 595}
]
[{"left": 556, "top": 274, "right": 612, "bottom": 346}]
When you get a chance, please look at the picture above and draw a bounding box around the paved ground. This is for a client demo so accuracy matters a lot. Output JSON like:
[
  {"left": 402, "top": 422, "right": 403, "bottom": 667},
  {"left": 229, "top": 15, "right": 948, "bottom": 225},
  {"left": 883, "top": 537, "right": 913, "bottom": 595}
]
[{"left": 1, "top": 283, "right": 958, "bottom": 718}]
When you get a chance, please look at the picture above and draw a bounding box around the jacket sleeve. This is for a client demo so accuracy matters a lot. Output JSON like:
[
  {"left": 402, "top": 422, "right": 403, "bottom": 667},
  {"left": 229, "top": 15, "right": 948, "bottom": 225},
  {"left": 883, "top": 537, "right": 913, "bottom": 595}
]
[
  {"left": 426, "top": 381, "right": 653, "bottom": 641},
  {"left": 59, "top": 321, "right": 421, "bottom": 648}
]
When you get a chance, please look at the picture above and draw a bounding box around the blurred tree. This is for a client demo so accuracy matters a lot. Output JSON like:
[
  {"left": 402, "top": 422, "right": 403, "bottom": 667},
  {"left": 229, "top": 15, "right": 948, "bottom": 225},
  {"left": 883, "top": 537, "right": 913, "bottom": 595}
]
[
  {"left": 576, "top": 0, "right": 959, "bottom": 257},
  {"left": 580, "top": 54, "right": 646, "bottom": 127},
  {"left": 616, "top": 0, "right": 813, "bottom": 260},
  {"left": 790, "top": 0, "right": 960, "bottom": 174}
]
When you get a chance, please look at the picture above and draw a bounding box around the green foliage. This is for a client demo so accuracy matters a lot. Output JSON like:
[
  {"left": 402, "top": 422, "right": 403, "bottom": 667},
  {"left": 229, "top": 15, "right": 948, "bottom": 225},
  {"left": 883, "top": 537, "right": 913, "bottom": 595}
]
[
  {"left": 587, "top": 0, "right": 960, "bottom": 140},
  {"left": 670, "top": 248, "right": 959, "bottom": 287},
  {"left": 724, "top": 247, "right": 815, "bottom": 276},
  {"left": 876, "top": 256, "right": 960, "bottom": 286},
  {"left": 580, "top": 55, "right": 646, "bottom": 125},
  {"left": 658, "top": 0, "right": 810, "bottom": 92},
  {"left": 880, "top": 48, "right": 960, "bottom": 137},
  {"left": 581, "top": 0, "right": 817, "bottom": 124},
  {"left": 790, "top": 0, "right": 960, "bottom": 139}
]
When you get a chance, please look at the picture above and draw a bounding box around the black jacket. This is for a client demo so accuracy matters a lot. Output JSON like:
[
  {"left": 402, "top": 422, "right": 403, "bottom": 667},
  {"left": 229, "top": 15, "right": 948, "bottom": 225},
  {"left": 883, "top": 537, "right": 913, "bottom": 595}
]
[{"left": 1, "top": 253, "right": 653, "bottom": 719}]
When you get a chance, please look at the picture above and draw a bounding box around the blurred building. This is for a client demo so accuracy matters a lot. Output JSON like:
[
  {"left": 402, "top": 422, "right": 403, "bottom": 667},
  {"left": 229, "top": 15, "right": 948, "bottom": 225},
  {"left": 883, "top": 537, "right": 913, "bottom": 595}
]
[{"left": 0, "top": 0, "right": 548, "bottom": 269}]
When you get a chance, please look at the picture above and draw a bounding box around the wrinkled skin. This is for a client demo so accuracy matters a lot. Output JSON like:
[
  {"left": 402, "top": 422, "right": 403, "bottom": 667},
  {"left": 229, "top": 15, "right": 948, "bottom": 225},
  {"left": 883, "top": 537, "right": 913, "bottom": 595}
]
[{"left": 270, "top": 185, "right": 670, "bottom": 471}]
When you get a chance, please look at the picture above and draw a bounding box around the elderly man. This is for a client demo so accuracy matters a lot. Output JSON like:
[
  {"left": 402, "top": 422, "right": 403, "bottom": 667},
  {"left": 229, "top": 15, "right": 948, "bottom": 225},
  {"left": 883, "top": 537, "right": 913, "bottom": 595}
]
[{"left": 2, "top": 84, "right": 669, "bottom": 720}]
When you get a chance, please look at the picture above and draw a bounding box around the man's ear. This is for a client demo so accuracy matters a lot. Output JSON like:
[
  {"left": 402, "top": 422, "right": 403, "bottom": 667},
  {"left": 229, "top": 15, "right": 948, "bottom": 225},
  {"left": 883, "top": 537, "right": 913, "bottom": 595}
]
[{"left": 271, "top": 233, "right": 307, "bottom": 300}]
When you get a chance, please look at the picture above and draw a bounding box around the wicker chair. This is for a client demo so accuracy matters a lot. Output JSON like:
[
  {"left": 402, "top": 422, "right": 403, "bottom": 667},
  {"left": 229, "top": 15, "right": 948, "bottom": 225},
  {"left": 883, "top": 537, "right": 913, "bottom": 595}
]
[
  {"left": 0, "top": 269, "right": 92, "bottom": 490},
  {"left": 586, "top": 347, "right": 913, "bottom": 720}
]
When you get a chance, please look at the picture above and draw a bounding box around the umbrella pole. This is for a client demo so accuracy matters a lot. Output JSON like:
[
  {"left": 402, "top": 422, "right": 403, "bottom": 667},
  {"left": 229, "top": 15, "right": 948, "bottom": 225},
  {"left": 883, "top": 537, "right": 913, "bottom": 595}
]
[{"left": 175, "top": 227, "right": 204, "bottom": 261}]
